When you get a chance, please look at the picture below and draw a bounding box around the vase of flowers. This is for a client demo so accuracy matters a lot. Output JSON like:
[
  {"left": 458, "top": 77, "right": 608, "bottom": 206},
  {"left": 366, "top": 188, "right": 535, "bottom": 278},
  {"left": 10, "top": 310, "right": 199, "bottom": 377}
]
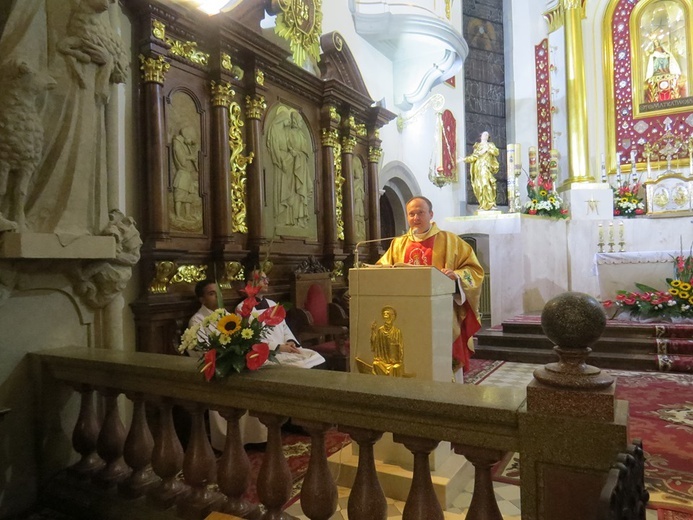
[
  {"left": 612, "top": 182, "right": 645, "bottom": 217},
  {"left": 179, "top": 280, "right": 286, "bottom": 380},
  {"left": 523, "top": 174, "right": 569, "bottom": 218}
]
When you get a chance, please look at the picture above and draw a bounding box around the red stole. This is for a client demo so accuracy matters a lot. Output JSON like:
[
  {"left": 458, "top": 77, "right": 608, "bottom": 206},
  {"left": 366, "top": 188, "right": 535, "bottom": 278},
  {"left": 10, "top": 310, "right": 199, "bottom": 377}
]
[{"left": 403, "top": 236, "right": 435, "bottom": 265}]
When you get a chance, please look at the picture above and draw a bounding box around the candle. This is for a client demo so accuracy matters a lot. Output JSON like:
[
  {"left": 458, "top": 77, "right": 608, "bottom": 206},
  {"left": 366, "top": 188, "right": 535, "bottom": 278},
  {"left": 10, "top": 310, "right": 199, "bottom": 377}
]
[
  {"left": 609, "top": 222, "right": 614, "bottom": 244},
  {"left": 598, "top": 223, "right": 604, "bottom": 243},
  {"left": 616, "top": 153, "right": 622, "bottom": 185},
  {"left": 619, "top": 222, "right": 624, "bottom": 242},
  {"left": 630, "top": 150, "right": 637, "bottom": 183},
  {"left": 514, "top": 143, "right": 522, "bottom": 175}
]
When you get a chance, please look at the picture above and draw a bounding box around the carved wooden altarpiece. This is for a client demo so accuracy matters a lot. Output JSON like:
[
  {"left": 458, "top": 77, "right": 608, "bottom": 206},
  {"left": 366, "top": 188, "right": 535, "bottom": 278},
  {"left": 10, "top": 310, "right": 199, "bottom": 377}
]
[{"left": 124, "top": 1, "right": 395, "bottom": 354}]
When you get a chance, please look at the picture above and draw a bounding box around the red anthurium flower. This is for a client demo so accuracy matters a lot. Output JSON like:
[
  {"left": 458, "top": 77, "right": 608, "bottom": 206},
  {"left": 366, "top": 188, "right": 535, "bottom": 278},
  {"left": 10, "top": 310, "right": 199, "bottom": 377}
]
[
  {"left": 257, "top": 304, "right": 286, "bottom": 326},
  {"left": 616, "top": 294, "right": 626, "bottom": 301},
  {"left": 243, "top": 283, "right": 261, "bottom": 299},
  {"left": 528, "top": 209, "right": 537, "bottom": 215},
  {"left": 238, "top": 297, "right": 257, "bottom": 318},
  {"left": 624, "top": 297, "right": 636, "bottom": 306},
  {"left": 602, "top": 300, "right": 613, "bottom": 308},
  {"left": 246, "top": 343, "right": 270, "bottom": 370},
  {"left": 635, "top": 209, "right": 644, "bottom": 215},
  {"left": 201, "top": 350, "right": 217, "bottom": 381}
]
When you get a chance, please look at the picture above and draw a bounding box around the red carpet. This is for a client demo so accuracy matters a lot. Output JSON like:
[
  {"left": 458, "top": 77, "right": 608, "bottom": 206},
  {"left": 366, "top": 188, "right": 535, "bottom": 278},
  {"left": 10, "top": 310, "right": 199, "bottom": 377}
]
[
  {"left": 242, "top": 429, "right": 351, "bottom": 506},
  {"left": 492, "top": 368, "right": 693, "bottom": 514},
  {"left": 464, "top": 358, "right": 504, "bottom": 385}
]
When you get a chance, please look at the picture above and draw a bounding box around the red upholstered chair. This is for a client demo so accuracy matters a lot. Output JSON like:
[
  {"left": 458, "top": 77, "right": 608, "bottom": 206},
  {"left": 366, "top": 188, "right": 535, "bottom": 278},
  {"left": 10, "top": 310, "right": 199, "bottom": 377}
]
[{"left": 286, "top": 272, "right": 350, "bottom": 371}]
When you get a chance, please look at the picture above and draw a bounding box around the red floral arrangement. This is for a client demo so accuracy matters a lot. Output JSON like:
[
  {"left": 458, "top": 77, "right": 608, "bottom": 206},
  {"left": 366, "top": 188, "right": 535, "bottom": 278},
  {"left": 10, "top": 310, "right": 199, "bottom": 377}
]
[{"left": 179, "top": 276, "right": 283, "bottom": 381}]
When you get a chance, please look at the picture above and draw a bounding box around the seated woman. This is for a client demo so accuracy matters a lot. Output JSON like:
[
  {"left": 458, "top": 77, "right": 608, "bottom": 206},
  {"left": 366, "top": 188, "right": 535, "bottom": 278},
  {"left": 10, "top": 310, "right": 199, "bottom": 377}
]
[{"left": 209, "top": 270, "right": 325, "bottom": 450}]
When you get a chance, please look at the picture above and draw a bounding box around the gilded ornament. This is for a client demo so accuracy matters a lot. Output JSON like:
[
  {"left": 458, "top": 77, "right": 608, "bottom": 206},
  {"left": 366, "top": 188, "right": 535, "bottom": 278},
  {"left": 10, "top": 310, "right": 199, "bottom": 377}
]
[
  {"left": 139, "top": 54, "right": 170, "bottom": 84},
  {"left": 341, "top": 136, "right": 356, "bottom": 154},
  {"left": 331, "top": 32, "right": 343, "bottom": 52},
  {"left": 211, "top": 80, "right": 235, "bottom": 107},
  {"left": 368, "top": 146, "right": 383, "bottom": 163},
  {"left": 245, "top": 95, "right": 267, "bottom": 120},
  {"left": 653, "top": 188, "right": 669, "bottom": 208},
  {"left": 273, "top": 0, "right": 322, "bottom": 66},
  {"left": 229, "top": 102, "right": 254, "bottom": 233},
  {"left": 149, "top": 260, "right": 177, "bottom": 294},
  {"left": 328, "top": 106, "right": 341, "bottom": 124},
  {"left": 355, "top": 305, "right": 414, "bottom": 377},
  {"left": 355, "top": 123, "right": 367, "bottom": 137},
  {"left": 255, "top": 70, "right": 265, "bottom": 85},
  {"left": 218, "top": 261, "right": 243, "bottom": 289},
  {"left": 347, "top": 116, "right": 356, "bottom": 131},
  {"left": 321, "top": 128, "right": 339, "bottom": 147},
  {"left": 332, "top": 260, "right": 344, "bottom": 281},
  {"left": 672, "top": 185, "right": 689, "bottom": 207},
  {"left": 333, "top": 140, "right": 344, "bottom": 240},
  {"left": 171, "top": 264, "right": 208, "bottom": 284},
  {"left": 166, "top": 37, "right": 209, "bottom": 66},
  {"left": 152, "top": 19, "right": 166, "bottom": 40},
  {"left": 221, "top": 53, "right": 233, "bottom": 71}
]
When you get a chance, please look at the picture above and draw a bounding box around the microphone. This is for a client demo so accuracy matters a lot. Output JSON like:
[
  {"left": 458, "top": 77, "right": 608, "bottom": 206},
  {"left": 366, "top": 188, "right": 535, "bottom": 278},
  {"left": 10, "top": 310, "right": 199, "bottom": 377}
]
[{"left": 354, "top": 229, "right": 417, "bottom": 268}]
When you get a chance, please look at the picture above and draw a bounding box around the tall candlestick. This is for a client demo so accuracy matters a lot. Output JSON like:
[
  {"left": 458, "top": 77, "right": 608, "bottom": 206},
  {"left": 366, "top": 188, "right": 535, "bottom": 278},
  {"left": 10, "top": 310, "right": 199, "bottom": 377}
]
[
  {"left": 630, "top": 150, "right": 637, "bottom": 183},
  {"left": 600, "top": 153, "right": 606, "bottom": 182},
  {"left": 616, "top": 152, "right": 622, "bottom": 185}
]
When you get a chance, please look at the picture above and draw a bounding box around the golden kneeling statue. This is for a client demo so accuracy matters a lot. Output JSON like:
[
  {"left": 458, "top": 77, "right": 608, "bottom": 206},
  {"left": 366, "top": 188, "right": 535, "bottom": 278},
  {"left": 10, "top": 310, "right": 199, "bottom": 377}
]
[{"left": 356, "top": 306, "right": 414, "bottom": 377}]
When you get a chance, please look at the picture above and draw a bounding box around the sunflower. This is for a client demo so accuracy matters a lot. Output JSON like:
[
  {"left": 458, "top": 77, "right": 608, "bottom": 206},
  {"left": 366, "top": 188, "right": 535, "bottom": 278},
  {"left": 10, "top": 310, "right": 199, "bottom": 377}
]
[
  {"left": 540, "top": 190, "right": 548, "bottom": 196},
  {"left": 620, "top": 197, "right": 629, "bottom": 203},
  {"left": 669, "top": 288, "right": 680, "bottom": 296},
  {"left": 548, "top": 197, "right": 556, "bottom": 203},
  {"left": 679, "top": 291, "right": 690, "bottom": 300},
  {"left": 689, "top": 296, "right": 693, "bottom": 305},
  {"left": 679, "top": 282, "right": 691, "bottom": 291},
  {"left": 217, "top": 314, "right": 242, "bottom": 336},
  {"left": 671, "top": 279, "right": 682, "bottom": 288}
]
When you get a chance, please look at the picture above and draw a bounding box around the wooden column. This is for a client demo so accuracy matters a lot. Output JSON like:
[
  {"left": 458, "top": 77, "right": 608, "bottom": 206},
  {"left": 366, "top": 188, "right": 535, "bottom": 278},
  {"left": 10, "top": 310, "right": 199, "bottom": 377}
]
[
  {"left": 321, "top": 128, "right": 339, "bottom": 255},
  {"left": 341, "top": 136, "right": 357, "bottom": 251},
  {"left": 367, "top": 145, "right": 383, "bottom": 261},
  {"left": 210, "top": 81, "right": 234, "bottom": 247},
  {"left": 139, "top": 54, "right": 170, "bottom": 242},
  {"left": 244, "top": 94, "right": 267, "bottom": 250}
]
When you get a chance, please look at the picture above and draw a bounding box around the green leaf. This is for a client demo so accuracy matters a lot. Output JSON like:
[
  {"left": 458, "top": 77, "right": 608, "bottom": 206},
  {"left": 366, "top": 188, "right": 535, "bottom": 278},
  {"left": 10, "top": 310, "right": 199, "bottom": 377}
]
[{"left": 635, "top": 283, "right": 659, "bottom": 293}]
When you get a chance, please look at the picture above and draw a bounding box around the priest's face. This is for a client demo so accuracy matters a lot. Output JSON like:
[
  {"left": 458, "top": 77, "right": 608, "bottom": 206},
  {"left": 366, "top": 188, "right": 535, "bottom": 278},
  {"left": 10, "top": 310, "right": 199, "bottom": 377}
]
[{"left": 406, "top": 198, "right": 433, "bottom": 233}]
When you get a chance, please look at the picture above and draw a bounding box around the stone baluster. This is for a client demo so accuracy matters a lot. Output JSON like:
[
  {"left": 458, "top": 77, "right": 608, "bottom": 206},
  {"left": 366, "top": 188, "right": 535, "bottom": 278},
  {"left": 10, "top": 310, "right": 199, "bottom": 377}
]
[
  {"left": 340, "top": 426, "right": 387, "bottom": 520},
  {"left": 453, "top": 445, "right": 504, "bottom": 520},
  {"left": 68, "top": 385, "right": 104, "bottom": 477},
  {"left": 178, "top": 404, "right": 225, "bottom": 519},
  {"left": 93, "top": 389, "right": 130, "bottom": 487},
  {"left": 394, "top": 435, "right": 443, "bottom": 520},
  {"left": 216, "top": 408, "right": 258, "bottom": 519},
  {"left": 297, "top": 421, "right": 338, "bottom": 520},
  {"left": 119, "top": 394, "right": 158, "bottom": 498},
  {"left": 148, "top": 399, "right": 188, "bottom": 509},
  {"left": 255, "top": 413, "right": 291, "bottom": 519}
]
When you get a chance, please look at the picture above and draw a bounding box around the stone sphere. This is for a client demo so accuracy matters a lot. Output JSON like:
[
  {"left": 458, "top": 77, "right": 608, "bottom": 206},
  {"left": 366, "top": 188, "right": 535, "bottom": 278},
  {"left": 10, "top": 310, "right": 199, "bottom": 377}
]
[{"left": 541, "top": 292, "right": 606, "bottom": 350}]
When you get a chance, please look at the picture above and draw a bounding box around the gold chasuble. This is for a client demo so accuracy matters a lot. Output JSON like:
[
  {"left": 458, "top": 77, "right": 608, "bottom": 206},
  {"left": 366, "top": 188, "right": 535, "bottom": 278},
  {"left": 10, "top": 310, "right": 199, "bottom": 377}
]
[{"left": 378, "top": 223, "right": 485, "bottom": 371}]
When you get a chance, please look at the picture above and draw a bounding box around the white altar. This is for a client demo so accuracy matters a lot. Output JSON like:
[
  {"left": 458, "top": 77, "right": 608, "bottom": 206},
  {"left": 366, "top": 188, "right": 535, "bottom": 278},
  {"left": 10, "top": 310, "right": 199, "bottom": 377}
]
[{"left": 594, "top": 250, "right": 677, "bottom": 301}]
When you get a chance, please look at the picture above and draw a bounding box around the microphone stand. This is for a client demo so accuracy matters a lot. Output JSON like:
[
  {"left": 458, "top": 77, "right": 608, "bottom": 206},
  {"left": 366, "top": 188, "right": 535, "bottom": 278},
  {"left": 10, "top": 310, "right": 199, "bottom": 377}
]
[{"left": 353, "top": 229, "right": 417, "bottom": 268}]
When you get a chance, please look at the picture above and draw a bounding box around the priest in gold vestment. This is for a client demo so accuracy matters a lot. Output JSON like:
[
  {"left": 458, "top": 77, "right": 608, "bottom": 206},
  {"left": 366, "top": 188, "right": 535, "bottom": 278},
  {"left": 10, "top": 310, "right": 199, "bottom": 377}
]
[{"left": 378, "top": 196, "right": 484, "bottom": 378}]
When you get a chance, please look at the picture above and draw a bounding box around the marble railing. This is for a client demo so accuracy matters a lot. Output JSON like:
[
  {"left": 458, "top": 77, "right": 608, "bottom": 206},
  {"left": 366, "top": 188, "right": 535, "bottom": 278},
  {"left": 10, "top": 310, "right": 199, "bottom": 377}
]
[{"left": 33, "top": 346, "right": 626, "bottom": 520}]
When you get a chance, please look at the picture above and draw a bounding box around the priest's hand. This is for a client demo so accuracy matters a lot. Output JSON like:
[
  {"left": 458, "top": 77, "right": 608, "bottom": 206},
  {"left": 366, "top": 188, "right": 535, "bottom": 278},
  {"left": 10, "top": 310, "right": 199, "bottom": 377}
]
[{"left": 441, "top": 268, "right": 458, "bottom": 281}]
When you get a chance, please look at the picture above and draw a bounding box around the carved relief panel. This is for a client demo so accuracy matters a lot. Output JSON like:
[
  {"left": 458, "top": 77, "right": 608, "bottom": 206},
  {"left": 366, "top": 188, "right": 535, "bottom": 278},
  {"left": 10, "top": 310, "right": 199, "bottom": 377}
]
[
  {"left": 353, "top": 155, "right": 367, "bottom": 242},
  {"left": 167, "top": 90, "right": 204, "bottom": 233},
  {"left": 263, "top": 103, "right": 317, "bottom": 240}
]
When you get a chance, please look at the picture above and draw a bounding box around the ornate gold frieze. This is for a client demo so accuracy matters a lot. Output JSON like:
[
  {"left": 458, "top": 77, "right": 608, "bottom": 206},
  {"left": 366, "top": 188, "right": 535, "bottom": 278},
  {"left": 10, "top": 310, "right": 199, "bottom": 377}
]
[
  {"left": 321, "top": 128, "right": 339, "bottom": 148},
  {"left": 229, "top": 102, "right": 254, "bottom": 233},
  {"left": 255, "top": 70, "right": 265, "bottom": 85},
  {"left": 139, "top": 54, "right": 170, "bottom": 84},
  {"left": 341, "top": 136, "right": 356, "bottom": 154},
  {"left": 368, "top": 146, "right": 383, "bottom": 163},
  {"left": 329, "top": 106, "right": 341, "bottom": 124},
  {"left": 211, "top": 80, "right": 235, "bottom": 108},
  {"left": 152, "top": 19, "right": 166, "bottom": 40},
  {"left": 274, "top": 0, "right": 323, "bottom": 66},
  {"left": 543, "top": 0, "right": 586, "bottom": 32},
  {"left": 333, "top": 139, "right": 344, "bottom": 240},
  {"left": 218, "top": 261, "right": 244, "bottom": 289},
  {"left": 171, "top": 264, "right": 208, "bottom": 284},
  {"left": 347, "top": 116, "right": 356, "bottom": 131},
  {"left": 221, "top": 52, "right": 233, "bottom": 71},
  {"left": 355, "top": 123, "right": 367, "bottom": 137},
  {"left": 332, "top": 260, "right": 344, "bottom": 281},
  {"left": 166, "top": 36, "right": 209, "bottom": 66},
  {"left": 245, "top": 95, "right": 267, "bottom": 120},
  {"left": 149, "top": 260, "right": 177, "bottom": 294}
]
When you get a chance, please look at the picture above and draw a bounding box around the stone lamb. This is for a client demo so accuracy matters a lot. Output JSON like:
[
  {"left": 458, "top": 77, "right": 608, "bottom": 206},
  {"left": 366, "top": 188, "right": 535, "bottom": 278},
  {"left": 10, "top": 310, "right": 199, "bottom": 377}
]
[{"left": 0, "top": 58, "right": 56, "bottom": 231}]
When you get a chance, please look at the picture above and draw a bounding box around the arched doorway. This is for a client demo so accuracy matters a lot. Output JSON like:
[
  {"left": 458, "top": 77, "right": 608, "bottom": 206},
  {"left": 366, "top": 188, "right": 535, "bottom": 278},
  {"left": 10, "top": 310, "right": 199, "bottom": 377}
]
[{"left": 378, "top": 161, "right": 420, "bottom": 247}]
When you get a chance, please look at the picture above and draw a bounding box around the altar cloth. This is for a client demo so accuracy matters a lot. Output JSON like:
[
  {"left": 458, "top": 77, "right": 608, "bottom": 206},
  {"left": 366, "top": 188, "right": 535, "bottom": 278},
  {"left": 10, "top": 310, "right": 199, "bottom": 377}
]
[{"left": 594, "top": 250, "right": 678, "bottom": 300}]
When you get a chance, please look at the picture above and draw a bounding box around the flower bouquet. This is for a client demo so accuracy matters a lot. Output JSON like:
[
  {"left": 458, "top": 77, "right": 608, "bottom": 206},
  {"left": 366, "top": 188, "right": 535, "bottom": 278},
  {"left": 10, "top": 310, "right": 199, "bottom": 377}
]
[
  {"left": 603, "top": 247, "right": 693, "bottom": 321},
  {"left": 523, "top": 175, "right": 568, "bottom": 218},
  {"left": 179, "top": 280, "right": 285, "bottom": 380},
  {"left": 612, "top": 182, "right": 645, "bottom": 217}
]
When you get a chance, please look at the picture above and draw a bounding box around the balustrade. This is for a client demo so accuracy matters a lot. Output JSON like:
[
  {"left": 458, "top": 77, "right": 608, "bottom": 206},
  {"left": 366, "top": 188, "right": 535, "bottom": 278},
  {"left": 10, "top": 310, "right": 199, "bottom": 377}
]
[{"left": 34, "top": 346, "right": 627, "bottom": 520}]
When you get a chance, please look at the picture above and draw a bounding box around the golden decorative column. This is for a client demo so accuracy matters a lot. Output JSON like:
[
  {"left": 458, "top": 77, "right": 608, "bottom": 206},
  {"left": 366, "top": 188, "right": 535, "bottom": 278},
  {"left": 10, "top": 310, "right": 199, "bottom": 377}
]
[
  {"left": 244, "top": 94, "right": 267, "bottom": 249},
  {"left": 367, "top": 144, "right": 383, "bottom": 260},
  {"left": 139, "top": 54, "right": 171, "bottom": 242},
  {"left": 554, "top": 0, "right": 592, "bottom": 184}
]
